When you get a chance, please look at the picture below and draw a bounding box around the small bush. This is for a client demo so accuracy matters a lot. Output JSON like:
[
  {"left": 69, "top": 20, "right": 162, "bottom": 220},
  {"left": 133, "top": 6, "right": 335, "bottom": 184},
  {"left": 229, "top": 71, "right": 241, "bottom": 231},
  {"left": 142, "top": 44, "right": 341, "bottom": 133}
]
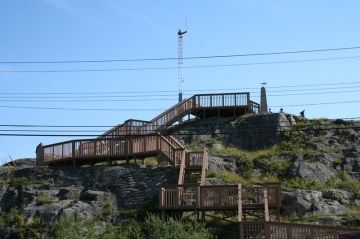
[{"left": 9, "top": 177, "right": 31, "bottom": 187}]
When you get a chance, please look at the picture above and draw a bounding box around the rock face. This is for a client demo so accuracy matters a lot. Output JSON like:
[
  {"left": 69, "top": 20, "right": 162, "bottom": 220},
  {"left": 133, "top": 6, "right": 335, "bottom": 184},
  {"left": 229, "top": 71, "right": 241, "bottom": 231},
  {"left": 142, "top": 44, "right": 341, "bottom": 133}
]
[
  {"left": 0, "top": 164, "right": 175, "bottom": 226},
  {"left": 281, "top": 189, "right": 349, "bottom": 216}
]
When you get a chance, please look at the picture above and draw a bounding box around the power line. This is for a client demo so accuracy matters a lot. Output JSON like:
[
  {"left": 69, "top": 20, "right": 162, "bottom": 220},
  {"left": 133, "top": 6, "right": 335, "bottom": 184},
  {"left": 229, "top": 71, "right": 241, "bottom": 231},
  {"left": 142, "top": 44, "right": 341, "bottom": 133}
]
[
  {"left": 0, "top": 117, "right": 359, "bottom": 131},
  {"left": 1, "top": 46, "right": 360, "bottom": 64},
  {"left": 1, "top": 125, "right": 360, "bottom": 137},
  {"left": 0, "top": 106, "right": 165, "bottom": 111},
  {"left": 1, "top": 85, "right": 360, "bottom": 99},
  {"left": 1, "top": 55, "right": 360, "bottom": 73},
  {"left": 0, "top": 99, "right": 360, "bottom": 111},
  {"left": 270, "top": 100, "right": 360, "bottom": 108},
  {"left": 1, "top": 81, "right": 360, "bottom": 95},
  {"left": 0, "top": 88, "right": 359, "bottom": 103}
]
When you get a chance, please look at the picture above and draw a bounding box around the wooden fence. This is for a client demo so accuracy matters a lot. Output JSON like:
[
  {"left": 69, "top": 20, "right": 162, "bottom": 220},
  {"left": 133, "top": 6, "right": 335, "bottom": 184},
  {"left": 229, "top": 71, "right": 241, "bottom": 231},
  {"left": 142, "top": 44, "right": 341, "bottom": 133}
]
[{"left": 159, "top": 184, "right": 280, "bottom": 211}]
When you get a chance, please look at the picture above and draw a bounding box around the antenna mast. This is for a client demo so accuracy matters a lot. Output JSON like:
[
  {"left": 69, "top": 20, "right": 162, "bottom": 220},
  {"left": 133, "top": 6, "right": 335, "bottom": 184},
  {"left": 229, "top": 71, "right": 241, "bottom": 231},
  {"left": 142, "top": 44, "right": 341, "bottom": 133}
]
[{"left": 178, "top": 29, "right": 187, "bottom": 102}]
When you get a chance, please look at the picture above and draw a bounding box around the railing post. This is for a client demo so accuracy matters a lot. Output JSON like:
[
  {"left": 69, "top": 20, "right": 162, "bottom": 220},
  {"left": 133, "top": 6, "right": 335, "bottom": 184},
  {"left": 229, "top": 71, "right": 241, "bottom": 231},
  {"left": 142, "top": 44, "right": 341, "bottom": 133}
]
[
  {"left": 93, "top": 140, "right": 97, "bottom": 157},
  {"left": 287, "top": 225, "right": 293, "bottom": 239},
  {"left": 264, "top": 188, "right": 269, "bottom": 222},
  {"left": 238, "top": 184, "right": 242, "bottom": 222},
  {"left": 246, "top": 92, "right": 250, "bottom": 112},
  {"left": 61, "top": 144, "right": 64, "bottom": 159},
  {"left": 72, "top": 141, "right": 75, "bottom": 158},
  {"left": 197, "top": 186, "right": 201, "bottom": 209}
]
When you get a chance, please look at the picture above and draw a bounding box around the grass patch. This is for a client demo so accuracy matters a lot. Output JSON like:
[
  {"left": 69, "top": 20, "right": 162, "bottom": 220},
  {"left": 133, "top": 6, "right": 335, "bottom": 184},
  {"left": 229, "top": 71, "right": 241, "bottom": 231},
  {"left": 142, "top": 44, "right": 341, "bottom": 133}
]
[
  {"left": 36, "top": 192, "right": 58, "bottom": 205},
  {"left": 283, "top": 177, "right": 322, "bottom": 190},
  {"left": 144, "top": 157, "right": 158, "bottom": 167},
  {"left": 207, "top": 171, "right": 279, "bottom": 185},
  {"left": 325, "top": 172, "right": 360, "bottom": 198}
]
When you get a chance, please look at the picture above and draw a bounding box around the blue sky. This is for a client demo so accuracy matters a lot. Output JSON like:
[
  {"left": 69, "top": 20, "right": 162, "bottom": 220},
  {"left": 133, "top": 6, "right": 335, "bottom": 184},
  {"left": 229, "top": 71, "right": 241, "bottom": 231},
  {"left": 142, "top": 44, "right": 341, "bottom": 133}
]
[{"left": 1, "top": 0, "right": 360, "bottom": 163}]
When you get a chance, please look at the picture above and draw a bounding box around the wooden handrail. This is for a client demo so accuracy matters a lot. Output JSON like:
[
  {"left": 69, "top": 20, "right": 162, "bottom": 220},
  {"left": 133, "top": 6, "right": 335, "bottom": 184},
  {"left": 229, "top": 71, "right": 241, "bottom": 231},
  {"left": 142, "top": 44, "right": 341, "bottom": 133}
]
[{"left": 99, "top": 92, "right": 252, "bottom": 139}]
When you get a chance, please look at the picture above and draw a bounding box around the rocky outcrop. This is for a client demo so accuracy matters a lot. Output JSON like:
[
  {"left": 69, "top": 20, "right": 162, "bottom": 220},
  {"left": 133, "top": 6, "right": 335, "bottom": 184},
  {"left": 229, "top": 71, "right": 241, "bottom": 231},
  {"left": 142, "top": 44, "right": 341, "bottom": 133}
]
[
  {"left": 281, "top": 189, "right": 350, "bottom": 216},
  {"left": 0, "top": 164, "right": 175, "bottom": 228}
]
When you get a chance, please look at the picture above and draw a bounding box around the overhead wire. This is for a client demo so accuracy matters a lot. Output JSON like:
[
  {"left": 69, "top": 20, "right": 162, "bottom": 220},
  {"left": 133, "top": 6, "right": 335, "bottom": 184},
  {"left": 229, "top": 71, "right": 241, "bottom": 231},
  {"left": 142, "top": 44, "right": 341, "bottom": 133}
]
[
  {"left": 1, "top": 125, "right": 360, "bottom": 137},
  {"left": 1, "top": 85, "right": 360, "bottom": 99},
  {"left": 1, "top": 81, "right": 360, "bottom": 95},
  {"left": 1, "top": 55, "right": 360, "bottom": 73},
  {"left": 0, "top": 81, "right": 360, "bottom": 97},
  {"left": 0, "top": 118, "right": 359, "bottom": 133},
  {"left": 1, "top": 46, "right": 360, "bottom": 64}
]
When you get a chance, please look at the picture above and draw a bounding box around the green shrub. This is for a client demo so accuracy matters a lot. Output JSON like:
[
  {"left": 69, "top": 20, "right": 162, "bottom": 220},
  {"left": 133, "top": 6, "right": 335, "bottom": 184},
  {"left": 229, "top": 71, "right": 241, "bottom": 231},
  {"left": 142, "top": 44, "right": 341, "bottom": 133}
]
[
  {"left": 284, "top": 178, "right": 322, "bottom": 190},
  {"left": 9, "top": 177, "right": 31, "bottom": 187},
  {"left": 254, "top": 158, "right": 291, "bottom": 176},
  {"left": 325, "top": 172, "right": 360, "bottom": 198},
  {"left": 143, "top": 214, "right": 214, "bottom": 239},
  {"left": 50, "top": 214, "right": 214, "bottom": 239}
]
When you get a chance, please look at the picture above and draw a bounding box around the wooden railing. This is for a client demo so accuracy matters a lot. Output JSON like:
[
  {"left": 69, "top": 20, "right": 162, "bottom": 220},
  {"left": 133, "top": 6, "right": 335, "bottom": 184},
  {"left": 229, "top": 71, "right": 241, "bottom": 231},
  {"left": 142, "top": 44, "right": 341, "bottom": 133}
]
[
  {"left": 239, "top": 221, "right": 359, "bottom": 239},
  {"left": 41, "top": 133, "right": 183, "bottom": 166},
  {"left": 99, "top": 119, "right": 151, "bottom": 138},
  {"left": 250, "top": 100, "right": 260, "bottom": 114},
  {"left": 100, "top": 92, "right": 254, "bottom": 138},
  {"left": 159, "top": 184, "right": 280, "bottom": 210}
]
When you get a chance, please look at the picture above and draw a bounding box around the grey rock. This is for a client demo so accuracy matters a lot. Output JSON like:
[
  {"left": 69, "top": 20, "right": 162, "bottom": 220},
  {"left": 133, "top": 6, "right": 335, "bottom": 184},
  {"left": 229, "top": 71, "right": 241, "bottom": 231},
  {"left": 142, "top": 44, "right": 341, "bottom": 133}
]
[
  {"left": 342, "top": 146, "right": 358, "bottom": 158},
  {"left": 289, "top": 161, "right": 336, "bottom": 183},
  {"left": 205, "top": 178, "right": 227, "bottom": 185},
  {"left": 24, "top": 200, "right": 72, "bottom": 225},
  {"left": 208, "top": 154, "right": 238, "bottom": 173},
  {"left": 57, "top": 186, "right": 82, "bottom": 200},
  {"left": 282, "top": 189, "right": 323, "bottom": 215},
  {"left": 282, "top": 189, "right": 350, "bottom": 216},
  {"left": 315, "top": 199, "right": 349, "bottom": 214},
  {"left": 323, "top": 189, "right": 353, "bottom": 205},
  {"left": 80, "top": 190, "right": 107, "bottom": 202},
  {"left": 60, "top": 201, "right": 97, "bottom": 219}
]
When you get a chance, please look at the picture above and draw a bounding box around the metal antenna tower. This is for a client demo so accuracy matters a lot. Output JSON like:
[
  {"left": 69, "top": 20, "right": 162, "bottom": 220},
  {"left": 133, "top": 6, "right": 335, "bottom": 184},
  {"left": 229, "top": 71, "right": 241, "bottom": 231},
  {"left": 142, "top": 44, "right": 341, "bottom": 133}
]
[{"left": 178, "top": 29, "right": 187, "bottom": 102}]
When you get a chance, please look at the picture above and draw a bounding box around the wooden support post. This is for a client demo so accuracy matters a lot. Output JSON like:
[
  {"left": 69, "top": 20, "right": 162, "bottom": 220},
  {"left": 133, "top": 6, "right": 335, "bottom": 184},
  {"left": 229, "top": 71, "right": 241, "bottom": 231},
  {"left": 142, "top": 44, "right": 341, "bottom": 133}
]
[
  {"left": 264, "top": 188, "right": 269, "bottom": 222},
  {"left": 196, "top": 186, "right": 201, "bottom": 209},
  {"left": 238, "top": 184, "right": 242, "bottom": 222}
]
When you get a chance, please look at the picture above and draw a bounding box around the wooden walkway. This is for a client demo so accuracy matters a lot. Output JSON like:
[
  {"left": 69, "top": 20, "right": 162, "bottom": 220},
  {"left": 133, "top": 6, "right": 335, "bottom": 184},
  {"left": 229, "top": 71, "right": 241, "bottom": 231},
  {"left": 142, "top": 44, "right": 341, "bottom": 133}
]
[
  {"left": 36, "top": 92, "right": 258, "bottom": 187},
  {"left": 36, "top": 92, "right": 258, "bottom": 166}
]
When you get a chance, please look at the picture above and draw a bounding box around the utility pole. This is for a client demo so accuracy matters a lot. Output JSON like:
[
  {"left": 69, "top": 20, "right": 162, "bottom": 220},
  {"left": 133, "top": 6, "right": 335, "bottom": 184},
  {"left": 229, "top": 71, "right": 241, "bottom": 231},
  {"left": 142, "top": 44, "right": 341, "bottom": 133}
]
[{"left": 178, "top": 29, "right": 187, "bottom": 103}]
